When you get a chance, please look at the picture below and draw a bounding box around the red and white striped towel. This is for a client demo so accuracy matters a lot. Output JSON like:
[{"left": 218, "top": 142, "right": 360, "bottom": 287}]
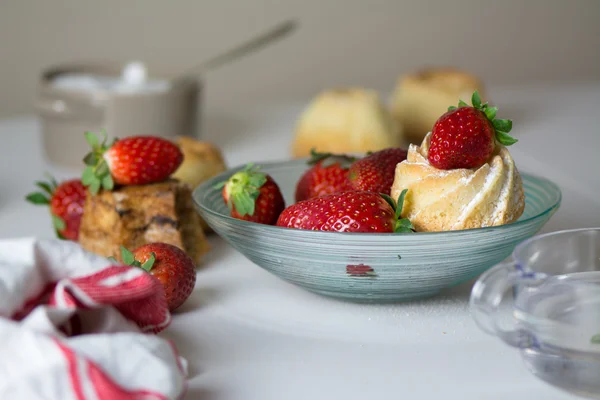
[{"left": 0, "top": 238, "right": 187, "bottom": 399}]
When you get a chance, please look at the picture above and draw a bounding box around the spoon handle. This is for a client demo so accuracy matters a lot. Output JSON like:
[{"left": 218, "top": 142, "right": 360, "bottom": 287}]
[{"left": 175, "top": 19, "right": 297, "bottom": 85}]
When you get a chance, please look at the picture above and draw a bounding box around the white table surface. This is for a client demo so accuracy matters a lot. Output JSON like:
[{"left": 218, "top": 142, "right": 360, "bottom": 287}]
[{"left": 1, "top": 82, "right": 599, "bottom": 400}]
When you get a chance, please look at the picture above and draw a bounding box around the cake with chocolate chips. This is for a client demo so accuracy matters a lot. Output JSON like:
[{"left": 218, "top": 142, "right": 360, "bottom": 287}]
[{"left": 78, "top": 180, "right": 209, "bottom": 264}]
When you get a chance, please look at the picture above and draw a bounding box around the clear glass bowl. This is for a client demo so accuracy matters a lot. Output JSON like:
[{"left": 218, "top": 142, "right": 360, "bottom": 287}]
[
  {"left": 193, "top": 159, "right": 562, "bottom": 302},
  {"left": 471, "top": 228, "right": 600, "bottom": 398}
]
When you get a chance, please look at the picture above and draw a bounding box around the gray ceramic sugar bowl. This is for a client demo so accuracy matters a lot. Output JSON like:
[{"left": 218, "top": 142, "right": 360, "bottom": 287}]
[{"left": 37, "top": 61, "right": 200, "bottom": 167}]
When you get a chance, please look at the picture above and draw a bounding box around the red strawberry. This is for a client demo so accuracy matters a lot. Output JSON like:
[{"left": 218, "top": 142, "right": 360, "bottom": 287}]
[
  {"left": 120, "top": 243, "right": 196, "bottom": 311},
  {"left": 428, "top": 91, "right": 517, "bottom": 170},
  {"left": 217, "top": 164, "right": 285, "bottom": 225},
  {"left": 276, "top": 189, "right": 414, "bottom": 233},
  {"left": 81, "top": 132, "right": 183, "bottom": 194},
  {"left": 348, "top": 148, "right": 407, "bottom": 195},
  {"left": 295, "top": 150, "right": 357, "bottom": 201},
  {"left": 26, "top": 177, "right": 86, "bottom": 241}
]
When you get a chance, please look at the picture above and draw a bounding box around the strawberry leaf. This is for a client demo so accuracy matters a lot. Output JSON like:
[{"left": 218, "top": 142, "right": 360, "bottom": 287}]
[
  {"left": 448, "top": 106, "right": 457, "bottom": 112},
  {"left": 84, "top": 131, "right": 100, "bottom": 149},
  {"left": 493, "top": 119, "right": 512, "bottom": 133},
  {"left": 232, "top": 191, "right": 257, "bottom": 216},
  {"left": 26, "top": 192, "right": 50, "bottom": 205},
  {"left": 45, "top": 173, "right": 59, "bottom": 190},
  {"left": 392, "top": 189, "right": 415, "bottom": 233},
  {"left": 107, "top": 256, "right": 119, "bottom": 264},
  {"left": 320, "top": 157, "right": 338, "bottom": 168},
  {"left": 247, "top": 172, "right": 268, "bottom": 190},
  {"left": 395, "top": 219, "right": 415, "bottom": 233},
  {"left": 471, "top": 91, "right": 482, "bottom": 109},
  {"left": 96, "top": 160, "right": 109, "bottom": 177},
  {"left": 496, "top": 131, "right": 518, "bottom": 146},
  {"left": 395, "top": 189, "right": 408, "bottom": 220},
  {"left": 307, "top": 148, "right": 332, "bottom": 166},
  {"left": 102, "top": 174, "right": 114, "bottom": 191},
  {"left": 213, "top": 181, "right": 226, "bottom": 190},
  {"left": 308, "top": 148, "right": 357, "bottom": 169},
  {"left": 35, "top": 181, "right": 53, "bottom": 196},
  {"left": 81, "top": 166, "right": 96, "bottom": 185},
  {"left": 484, "top": 106, "right": 498, "bottom": 120},
  {"left": 89, "top": 180, "right": 101, "bottom": 195},
  {"left": 120, "top": 245, "right": 137, "bottom": 266},
  {"left": 81, "top": 131, "right": 115, "bottom": 195},
  {"left": 380, "top": 193, "right": 396, "bottom": 211},
  {"left": 140, "top": 252, "right": 156, "bottom": 272},
  {"left": 51, "top": 214, "right": 66, "bottom": 231},
  {"left": 83, "top": 152, "right": 98, "bottom": 166},
  {"left": 458, "top": 99, "right": 469, "bottom": 108},
  {"left": 224, "top": 165, "right": 267, "bottom": 217}
]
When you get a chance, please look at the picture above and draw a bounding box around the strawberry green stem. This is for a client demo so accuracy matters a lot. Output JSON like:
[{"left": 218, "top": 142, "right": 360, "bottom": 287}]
[
  {"left": 217, "top": 164, "right": 267, "bottom": 217},
  {"left": 308, "top": 148, "right": 357, "bottom": 169},
  {"left": 381, "top": 189, "right": 415, "bottom": 233},
  {"left": 81, "top": 131, "right": 116, "bottom": 195},
  {"left": 119, "top": 245, "right": 156, "bottom": 271}
]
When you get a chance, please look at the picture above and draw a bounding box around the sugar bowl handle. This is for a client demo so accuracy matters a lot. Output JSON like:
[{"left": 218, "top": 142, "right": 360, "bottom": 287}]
[{"left": 469, "top": 261, "right": 541, "bottom": 348}]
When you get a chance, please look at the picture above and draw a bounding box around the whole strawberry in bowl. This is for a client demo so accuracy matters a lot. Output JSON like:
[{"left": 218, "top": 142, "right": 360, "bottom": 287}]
[
  {"left": 348, "top": 147, "right": 407, "bottom": 195},
  {"left": 192, "top": 157, "right": 560, "bottom": 302},
  {"left": 277, "top": 190, "right": 413, "bottom": 233},
  {"left": 216, "top": 164, "right": 285, "bottom": 225},
  {"left": 295, "top": 149, "right": 356, "bottom": 201}
]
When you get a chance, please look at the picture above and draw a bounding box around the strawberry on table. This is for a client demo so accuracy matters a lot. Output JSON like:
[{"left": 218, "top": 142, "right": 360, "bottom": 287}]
[
  {"left": 26, "top": 176, "right": 86, "bottom": 241},
  {"left": 295, "top": 149, "right": 357, "bottom": 202},
  {"left": 276, "top": 189, "right": 414, "bottom": 233},
  {"left": 81, "top": 132, "right": 184, "bottom": 194},
  {"left": 120, "top": 243, "right": 196, "bottom": 312},
  {"left": 348, "top": 148, "right": 407, "bottom": 195},
  {"left": 216, "top": 164, "right": 285, "bottom": 225},
  {"left": 428, "top": 91, "right": 517, "bottom": 170}
]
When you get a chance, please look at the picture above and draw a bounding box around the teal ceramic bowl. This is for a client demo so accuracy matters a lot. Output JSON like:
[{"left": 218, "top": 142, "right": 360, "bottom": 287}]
[{"left": 193, "top": 159, "right": 562, "bottom": 302}]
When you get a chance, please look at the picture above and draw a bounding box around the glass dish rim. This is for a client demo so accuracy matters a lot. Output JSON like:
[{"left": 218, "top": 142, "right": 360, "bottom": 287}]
[
  {"left": 511, "top": 227, "right": 600, "bottom": 356},
  {"left": 514, "top": 227, "right": 600, "bottom": 260},
  {"left": 193, "top": 158, "right": 562, "bottom": 238}
]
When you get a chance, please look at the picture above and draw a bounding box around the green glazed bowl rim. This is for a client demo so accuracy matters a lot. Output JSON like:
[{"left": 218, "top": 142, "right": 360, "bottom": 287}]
[{"left": 193, "top": 158, "right": 562, "bottom": 238}]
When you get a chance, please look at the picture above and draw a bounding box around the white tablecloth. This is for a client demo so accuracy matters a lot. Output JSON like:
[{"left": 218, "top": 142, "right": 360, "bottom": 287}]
[{"left": 1, "top": 82, "right": 599, "bottom": 399}]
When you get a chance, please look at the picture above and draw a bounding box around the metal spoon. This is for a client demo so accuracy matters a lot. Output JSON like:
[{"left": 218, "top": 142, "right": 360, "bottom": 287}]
[{"left": 172, "top": 19, "right": 298, "bottom": 87}]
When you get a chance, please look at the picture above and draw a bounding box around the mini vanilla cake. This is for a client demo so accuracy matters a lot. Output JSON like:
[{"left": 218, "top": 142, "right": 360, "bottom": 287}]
[
  {"left": 171, "top": 137, "right": 227, "bottom": 232},
  {"left": 390, "top": 133, "right": 525, "bottom": 232},
  {"left": 391, "top": 68, "right": 485, "bottom": 144},
  {"left": 78, "top": 180, "right": 209, "bottom": 264},
  {"left": 292, "top": 88, "right": 403, "bottom": 158},
  {"left": 172, "top": 137, "right": 227, "bottom": 188}
]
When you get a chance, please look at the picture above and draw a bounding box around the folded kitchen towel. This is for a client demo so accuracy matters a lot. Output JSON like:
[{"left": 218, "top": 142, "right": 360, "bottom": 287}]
[{"left": 0, "top": 238, "right": 187, "bottom": 400}]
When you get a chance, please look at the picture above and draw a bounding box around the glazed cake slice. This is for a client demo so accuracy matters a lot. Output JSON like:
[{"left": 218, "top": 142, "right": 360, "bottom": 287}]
[{"left": 78, "top": 179, "right": 209, "bottom": 264}]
